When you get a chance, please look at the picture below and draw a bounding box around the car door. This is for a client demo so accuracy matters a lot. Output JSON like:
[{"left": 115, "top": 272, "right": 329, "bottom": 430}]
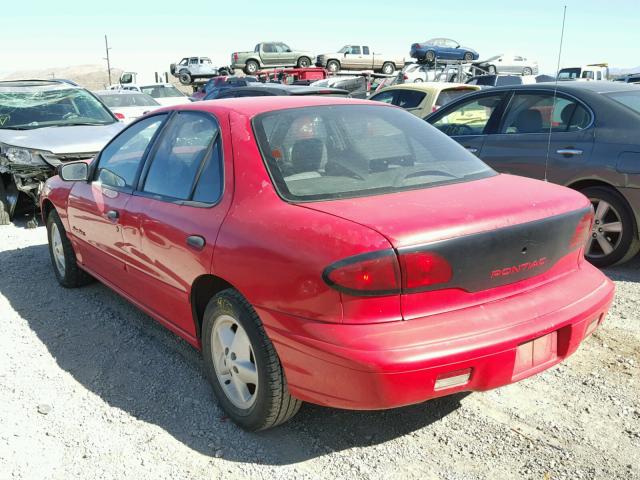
[
  {"left": 121, "top": 111, "right": 233, "bottom": 339},
  {"left": 344, "top": 45, "right": 363, "bottom": 69},
  {"left": 480, "top": 91, "right": 594, "bottom": 180},
  {"left": 260, "top": 43, "right": 278, "bottom": 66},
  {"left": 428, "top": 91, "right": 509, "bottom": 158},
  {"left": 189, "top": 57, "right": 200, "bottom": 75},
  {"left": 277, "top": 43, "right": 297, "bottom": 66},
  {"left": 66, "top": 114, "right": 168, "bottom": 290}
]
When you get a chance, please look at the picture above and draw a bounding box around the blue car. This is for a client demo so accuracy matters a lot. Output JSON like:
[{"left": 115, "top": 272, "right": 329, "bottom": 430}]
[{"left": 410, "top": 38, "right": 479, "bottom": 63}]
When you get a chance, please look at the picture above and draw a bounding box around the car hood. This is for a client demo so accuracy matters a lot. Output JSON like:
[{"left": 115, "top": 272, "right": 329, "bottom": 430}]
[
  {"left": 0, "top": 122, "right": 124, "bottom": 154},
  {"left": 154, "top": 97, "right": 192, "bottom": 106},
  {"left": 299, "top": 174, "right": 589, "bottom": 249}
]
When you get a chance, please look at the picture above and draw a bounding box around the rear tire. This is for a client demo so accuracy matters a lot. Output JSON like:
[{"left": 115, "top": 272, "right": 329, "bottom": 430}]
[
  {"left": 297, "top": 56, "right": 311, "bottom": 68},
  {"left": 463, "top": 52, "right": 474, "bottom": 62},
  {"left": 244, "top": 60, "right": 259, "bottom": 75},
  {"left": 381, "top": 62, "right": 395, "bottom": 75},
  {"left": 581, "top": 186, "right": 639, "bottom": 267},
  {"left": 201, "top": 289, "right": 301, "bottom": 431},
  {"left": 522, "top": 67, "right": 533, "bottom": 76},
  {"left": 425, "top": 51, "right": 436, "bottom": 63},
  {"left": 46, "top": 209, "right": 93, "bottom": 287}
]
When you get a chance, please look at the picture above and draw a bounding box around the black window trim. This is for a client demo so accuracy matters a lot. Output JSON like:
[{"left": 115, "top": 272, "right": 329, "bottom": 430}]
[
  {"left": 90, "top": 111, "right": 171, "bottom": 194},
  {"left": 133, "top": 110, "right": 225, "bottom": 208},
  {"left": 494, "top": 88, "right": 595, "bottom": 135}
]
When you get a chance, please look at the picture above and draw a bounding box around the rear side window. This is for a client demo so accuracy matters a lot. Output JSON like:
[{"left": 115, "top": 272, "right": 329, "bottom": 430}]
[
  {"left": 370, "top": 90, "right": 426, "bottom": 109},
  {"left": 435, "top": 89, "right": 476, "bottom": 109},
  {"left": 96, "top": 115, "right": 166, "bottom": 188},
  {"left": 431, "top": 94, "right": 504, "bottom": 135},
  {"left": 253, "top": 105, "right": 494, "bottom": 202},
  {"left": 500, "top": 93, "right": 591, "bottom": 134},
  {"left": 142, "top": 112, "right": 222, "bottom": 202},
  {"left": 363, "top": 46, "right": 370, "bottom": 55}
]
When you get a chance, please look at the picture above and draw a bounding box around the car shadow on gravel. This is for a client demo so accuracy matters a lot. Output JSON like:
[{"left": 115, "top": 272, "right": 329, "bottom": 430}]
[
  {"left": 0, "top": 242, "right": 466, "bottom": 466},
  {"left": 603, "top": 254, "right": 640, "bottom": 282}
]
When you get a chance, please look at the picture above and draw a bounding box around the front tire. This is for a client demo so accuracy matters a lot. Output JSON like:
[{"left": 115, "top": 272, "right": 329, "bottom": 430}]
[
  {"left": 179, "top": 71, "right": 192, "bottom": 85},
  {"left": 582, "top": 186, "right": 639, "bottom": 267},
  {"left": 425, "top": 50, "right": 436, "bottom": 63},
  {"left": 202, "top": 289, "right": 301, "bottom": 431},
  {"left": 297, "top": 56, "right": 311, "bottom": 68},
  {"left": 0, "top": 178, "right": 12, "bottom": 225},
  {"left": 326, "top": 59, "right": 340, "bottom": 73},
  {"left": 522, "top": 67, "right": 533, "bottom": 76},
  {"left": 463, "top": 52, "right": 474, "bottom": 62},
  {"left": 46, "top": 209, "right": 93, "bottom": 287}
]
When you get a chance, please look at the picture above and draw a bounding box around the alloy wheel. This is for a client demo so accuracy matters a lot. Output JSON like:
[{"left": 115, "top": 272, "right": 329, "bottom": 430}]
[
  {"left": 586, "top": 198, "right": 623, "bottom": 259},
  {"left": 50, "top": 222, "right": 66, "bottom": 276},
  {"left": 211, "top": 314, "right": 258, "bottom": 409}
]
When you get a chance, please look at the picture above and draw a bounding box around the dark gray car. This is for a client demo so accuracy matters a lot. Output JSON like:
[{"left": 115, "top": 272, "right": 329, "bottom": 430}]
[{"left": 425, "top": 81, "right": 640, "bottom": 267}]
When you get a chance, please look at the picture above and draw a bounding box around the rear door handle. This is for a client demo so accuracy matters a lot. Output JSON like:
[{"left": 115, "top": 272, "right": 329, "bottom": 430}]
[
  {"left": 186, "top": 235, "right": 206, "bottom": 251},
  {"left": 556, "top": 148, "right": 583, "bottom": 156},
  {"left": 465, "top": 147, "right": 479, "bottom": 154},
  {"left": 106, "top": 210, "right": 119, "bottom": 221}
]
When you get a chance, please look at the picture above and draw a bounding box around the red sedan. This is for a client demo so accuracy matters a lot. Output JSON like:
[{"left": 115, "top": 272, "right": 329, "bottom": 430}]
[{"left": 41, "top": 97, "right": 614, "bottom": 431}]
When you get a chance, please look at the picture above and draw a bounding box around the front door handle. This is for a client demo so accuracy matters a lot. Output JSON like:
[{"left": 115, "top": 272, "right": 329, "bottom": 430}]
[
  {"left": 106, "top": 210, "right": 119, "bottom": 221},
  {"left": 186, "top": 235, "right": 206, "bottom": 251},
  {"left": 465, "top": 147, "right": 479, "bottom": 154},
  {"left": 556, "top": 148, "right": 583, "bottom": 156}
]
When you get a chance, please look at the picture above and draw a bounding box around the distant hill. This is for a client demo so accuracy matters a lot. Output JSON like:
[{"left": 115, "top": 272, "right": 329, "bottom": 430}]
[
  {"left": 609, "top": 66, "right": 640, "bottom": 76},
  {"left": 0, "top": 64, "right": 123, "bottom": 90}
]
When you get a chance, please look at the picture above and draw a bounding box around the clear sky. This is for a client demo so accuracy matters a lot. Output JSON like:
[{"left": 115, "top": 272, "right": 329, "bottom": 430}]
[{"left": 2, "top": 0, "right": 638, "bottom": 77}]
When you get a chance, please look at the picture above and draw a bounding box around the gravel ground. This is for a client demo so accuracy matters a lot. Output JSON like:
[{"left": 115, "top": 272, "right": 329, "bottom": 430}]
[{"left": 1, "top": 220, "right": 638, "bottom": 480}]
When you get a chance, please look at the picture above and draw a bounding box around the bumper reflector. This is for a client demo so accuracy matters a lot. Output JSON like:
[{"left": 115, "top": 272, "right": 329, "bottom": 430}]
[
  {"left": 585, "top": 314, "right": 602, "bottom": 337},
  {"left": 434, "top": 368, "right": 472, "bottom": 390}
]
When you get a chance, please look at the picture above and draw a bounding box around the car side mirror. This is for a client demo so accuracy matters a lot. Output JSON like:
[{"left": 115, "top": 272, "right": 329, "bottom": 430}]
[
  {"left": 456, "top": 45, "right": 460, "bottom": 48},
  {"left": 59, "top": 162, "right": 89, "bottom": 182}
]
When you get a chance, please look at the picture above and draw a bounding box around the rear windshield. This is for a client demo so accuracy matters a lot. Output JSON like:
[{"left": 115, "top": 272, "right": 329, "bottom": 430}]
[
  {"left": 140, "top": 85, "right": 185, "bottom": 98},
  {"left": 252, "top": 105, "right": 495, "bottom": 202},
  {"left": 605, "top": 91, "right": 640, "bottom": 115},
  {"left": 370, "top": 89, "right": 426, "bottom": 109},
  {"left": 435, "top": 88, "right": 475, "bottom": 108},
  {"left": 99, "top": 93, "right": 159, "bottom": 108}
]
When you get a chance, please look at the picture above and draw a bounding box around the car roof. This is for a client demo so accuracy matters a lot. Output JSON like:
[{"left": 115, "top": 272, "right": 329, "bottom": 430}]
[
  {"left": 158, "top": 96, "right": 387, "bottom": 117},
  {"left": 0, "top": 79, "right": 82, "bottom": 90},
  {"left": 376, "top": 82, "right": 479, "bottom": 95},
  {"left": 221, "top": 84, "right": 348, "bottom": 94},
  {"left": 486, "top": 80, "right": 640, "bottom": 95},
  {"left": 94, "top": 89, "right": 146, "bottom": 95}
]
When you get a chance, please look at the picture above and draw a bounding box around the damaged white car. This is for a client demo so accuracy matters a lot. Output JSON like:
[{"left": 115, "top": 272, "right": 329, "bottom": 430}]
[{"left": 0, "top": 80, "right": 123, "bottom": 225}]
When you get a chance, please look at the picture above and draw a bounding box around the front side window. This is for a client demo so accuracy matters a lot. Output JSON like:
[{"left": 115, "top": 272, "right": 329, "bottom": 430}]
[
  {"left": 96, "top": 115, "right": 166, "bottom": 188},
  {"left": 349, "top": 46, "right": 362, "bottom": 55},
  {"left": 431, "top": 94, "right": 504, "bottom": 135},
  {"left": 253, "top": 105, "right": 494, "bottom": 202},
  {"left": 143, "top": 112, "right": 221, "bottom": 202}
]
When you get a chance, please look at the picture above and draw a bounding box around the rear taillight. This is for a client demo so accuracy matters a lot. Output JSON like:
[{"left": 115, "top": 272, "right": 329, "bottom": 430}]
[
  {"left": 570, "top": 211, "right": 594, "bottom": 252},
  {"left": 399, "top": 251, "right": 452, "bottom": 290},
  {"left": 233, "top": 52, "right": 238, "bottom": 62},
  {"left": 323, "top": 250, "right": 400, "bottom": 296},
  {"left": 114, "top": 112, "right": 125, "bottom": 120},
  {"left": 323, "top": 249, "right": 453, "bottom": 296},
  {"left": 403, "top": 74, "right": 409, "bottom": 80}
]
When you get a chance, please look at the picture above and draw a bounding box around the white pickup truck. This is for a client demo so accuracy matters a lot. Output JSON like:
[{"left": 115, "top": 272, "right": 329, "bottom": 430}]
[
  {"left": 558, "top": 64, "right": 609, "bottom": 81},
  {"left": 316, "top": 45, "right": 405, "bottom": 75}
]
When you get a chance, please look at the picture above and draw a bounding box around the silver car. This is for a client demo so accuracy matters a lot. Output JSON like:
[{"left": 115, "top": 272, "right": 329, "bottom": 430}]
[
  {"left": 0, "top": 80, "right": 124, "bottom": 225},
  {"left": 482, "top": 54, "right": 539, "bottom": 76}
]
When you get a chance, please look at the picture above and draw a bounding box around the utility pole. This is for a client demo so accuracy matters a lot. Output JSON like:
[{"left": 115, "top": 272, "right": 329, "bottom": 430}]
[{"left": 104, "top": 35, "right": 112, "bottom": 85}]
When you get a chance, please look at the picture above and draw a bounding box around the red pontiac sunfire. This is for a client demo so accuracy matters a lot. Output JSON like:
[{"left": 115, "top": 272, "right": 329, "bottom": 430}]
[{"left": 41, "top": 97, "right": 614, "bottom": 431}]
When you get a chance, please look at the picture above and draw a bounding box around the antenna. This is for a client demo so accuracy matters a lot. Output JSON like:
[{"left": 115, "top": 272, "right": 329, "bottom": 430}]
[
  {"left": 544, "top": 5, "right": 567, "bottom": 182},
  {"left": 104, "top": 35, "right": 112, "bottom": 86}
]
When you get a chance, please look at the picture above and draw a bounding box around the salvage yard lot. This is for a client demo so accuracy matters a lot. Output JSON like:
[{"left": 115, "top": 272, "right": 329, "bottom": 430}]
[{"left": 1, "top": 221, "right": 639, "bottom": 480}]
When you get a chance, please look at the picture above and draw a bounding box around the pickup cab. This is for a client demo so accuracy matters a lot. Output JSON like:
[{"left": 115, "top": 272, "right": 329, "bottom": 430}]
[
  {"left": 231, "top": 42, "right": 314, "bottom": 75},
  {"left": 558, "top": 64, "right": 609, "bottom": 81},
  {"left": 316, "top": 45, "right": 405, "bottom": 74}
]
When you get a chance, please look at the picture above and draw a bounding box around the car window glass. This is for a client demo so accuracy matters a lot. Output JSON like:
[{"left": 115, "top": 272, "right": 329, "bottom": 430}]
[
  {"left": 500, "top": 93, "right": 590, "bottom": 134},
  {"left": 431, "top": 94, "right": 503, "bottom": 135},
  {"left": 97, "top": 115, "right": 165, "bottom": 188},
  {"left": 253, "top": 105, "right": 494, "bottom": 202},
  {"left": 350, "top": 46, "right": 361, "bottom": 55},
  {"left": 143, "top": 112, "right": 219, "bottom": 201},
  {"left": 192, "top": 141, "right": 223, "bottom": 203},
  {"left": 435, "top": 89, "right": 476, "bottom": 109},
  {"left": 393, "top": 91, "right": 425, "bottom": 109},
  {"left": 363, "top": 46, "right": 370, "bottom": 55}
]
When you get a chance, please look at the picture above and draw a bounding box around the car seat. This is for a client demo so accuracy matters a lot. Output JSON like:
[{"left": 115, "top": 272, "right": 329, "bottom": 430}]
[{"left": 513, "top": 109, "right": 543, "bottom": 133}]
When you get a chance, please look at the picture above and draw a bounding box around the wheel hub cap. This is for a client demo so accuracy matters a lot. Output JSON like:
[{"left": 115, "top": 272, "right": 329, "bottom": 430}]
[
  {"left": 586, "top": 198, "right": 623, "bottom": 259},
  {"left": 51, "top": 223, "right": 66, "bottom": 276},
  {"left": 211, "top": 315, "right": 258, "bottom": 409}
]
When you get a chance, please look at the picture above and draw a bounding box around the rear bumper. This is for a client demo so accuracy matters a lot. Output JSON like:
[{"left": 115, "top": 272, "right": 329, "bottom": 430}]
[{"left": 259, "top": 264, "right": 614, "bottom": 410}]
